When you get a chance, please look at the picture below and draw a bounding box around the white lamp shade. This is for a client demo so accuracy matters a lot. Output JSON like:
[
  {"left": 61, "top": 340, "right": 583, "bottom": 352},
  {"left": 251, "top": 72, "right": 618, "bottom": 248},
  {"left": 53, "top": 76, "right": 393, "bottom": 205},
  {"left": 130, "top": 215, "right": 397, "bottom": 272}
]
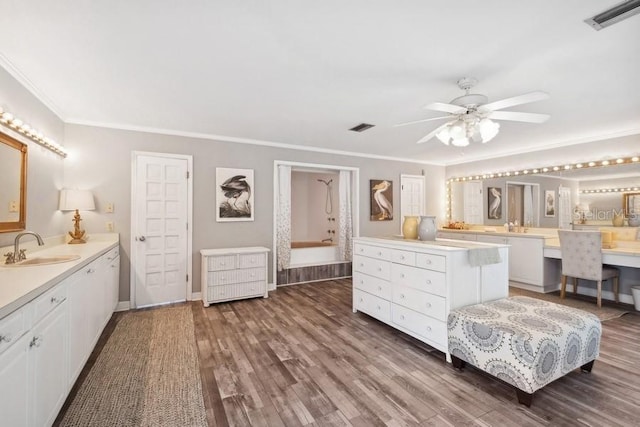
[
  {"left": 451, "top": 137, "right": 469, "bottom": 147},
  {"left": 59, "top": 189, "right": 95, "bottom": 211},
  {"left": 479, "top": 118, "right": 500, "bottom": 142},
  {"left": 436, "top": 126, "right": 451, "bottom": 144}
]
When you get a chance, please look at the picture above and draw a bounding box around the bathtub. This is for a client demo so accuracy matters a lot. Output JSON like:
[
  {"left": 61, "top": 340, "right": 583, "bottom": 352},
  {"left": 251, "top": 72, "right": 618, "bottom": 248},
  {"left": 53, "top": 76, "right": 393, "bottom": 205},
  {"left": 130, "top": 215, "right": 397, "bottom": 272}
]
[{"left": 289, "top": 241, "right": 340, "bottom": 267}]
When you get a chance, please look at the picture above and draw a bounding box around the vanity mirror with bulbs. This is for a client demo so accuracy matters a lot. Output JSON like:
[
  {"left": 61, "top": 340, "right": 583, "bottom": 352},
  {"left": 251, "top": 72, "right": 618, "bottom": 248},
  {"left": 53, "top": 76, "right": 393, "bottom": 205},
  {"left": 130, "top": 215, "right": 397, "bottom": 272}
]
[
  {"left": 448, "top": 157, "right": 640, "bottom": 229},
  {"left": 0, "top": 132, "right": 27, "bottom": 232}
]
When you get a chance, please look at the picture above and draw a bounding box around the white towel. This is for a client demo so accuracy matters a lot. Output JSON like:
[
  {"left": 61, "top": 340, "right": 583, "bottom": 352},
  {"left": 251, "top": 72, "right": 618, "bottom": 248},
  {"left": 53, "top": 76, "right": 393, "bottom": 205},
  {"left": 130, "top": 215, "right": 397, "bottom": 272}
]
[{"left": 468, "top": 247, "right": 502, "bottom": 267}]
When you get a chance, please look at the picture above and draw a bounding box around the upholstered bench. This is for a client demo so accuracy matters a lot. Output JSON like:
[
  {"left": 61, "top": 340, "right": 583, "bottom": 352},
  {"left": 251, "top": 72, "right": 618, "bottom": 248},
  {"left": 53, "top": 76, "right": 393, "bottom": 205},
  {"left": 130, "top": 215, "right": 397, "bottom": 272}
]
[{"left": 447, "top": 296, "right": 601, "bottom": 406}]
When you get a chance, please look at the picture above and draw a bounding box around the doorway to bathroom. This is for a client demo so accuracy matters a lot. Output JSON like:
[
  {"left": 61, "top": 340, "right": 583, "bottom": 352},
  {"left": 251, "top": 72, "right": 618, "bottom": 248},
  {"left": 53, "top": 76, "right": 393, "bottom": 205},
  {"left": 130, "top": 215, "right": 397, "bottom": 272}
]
[{"left": 273, "top": 161, "right": 359, "bottom": 286}]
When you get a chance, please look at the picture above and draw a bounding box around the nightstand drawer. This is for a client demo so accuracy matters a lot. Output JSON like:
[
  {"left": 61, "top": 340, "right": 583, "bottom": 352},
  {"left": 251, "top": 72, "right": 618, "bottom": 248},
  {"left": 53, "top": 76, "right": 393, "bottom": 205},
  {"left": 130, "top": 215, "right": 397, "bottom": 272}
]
[{"left": 207, "top": 255, "right": 237, "bottom": 271}]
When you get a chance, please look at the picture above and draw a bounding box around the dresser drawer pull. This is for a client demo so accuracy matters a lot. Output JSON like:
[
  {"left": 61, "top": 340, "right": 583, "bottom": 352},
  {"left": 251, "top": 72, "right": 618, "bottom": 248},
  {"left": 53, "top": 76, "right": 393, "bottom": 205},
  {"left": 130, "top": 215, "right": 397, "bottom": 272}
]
[
  {"left": 426, "top": 279, "right": 431, "bottom": 285},
  {"left": 377, "top": 251, "right": 382, "bottom": 256},
  {"left": 377, "top": 267, "right": 382, "bottom": 272},
  {"left": 425, "top": 259, "right": 432, "bottom": 264},
  {"left": 400, "top": 273, "right": 405, "bottom": 278},
  {"left": 360, "top": 280, "right": 364, "bottom": 284},
  {"left": 0, "top": 334, "right": 12, "bottom": 343},
  {"left": 360, "top": 248, "right": 364, "bottom": 252},
  {"left": 426, "top": 326, "right": 432, "bottom": 332},
  {"left": 400, "top": 255, "right": 405, "bottom": 260},
  {"left": 400, "top": 315, "right": 405, "bottom": 320},
  {"left": 400, "top": 294, "right": 405, "bottom": 299},
  {"left": 376, "top": 305, "right": 381, "bottom": 310},
  {"left": 359, "top": 263, "right": 364, "bottom": 267},
  {"left": 377, "top": 286, "right": 382, "bottom": 291},
  {"left": 359, "top": 298, "right": 363, "bottom": 303},
  {"left": 426, "top": 302, "right": 432, "bottom": 308},
  {"left": 250, "top": 273, "right": 255, "bottom": 278}
]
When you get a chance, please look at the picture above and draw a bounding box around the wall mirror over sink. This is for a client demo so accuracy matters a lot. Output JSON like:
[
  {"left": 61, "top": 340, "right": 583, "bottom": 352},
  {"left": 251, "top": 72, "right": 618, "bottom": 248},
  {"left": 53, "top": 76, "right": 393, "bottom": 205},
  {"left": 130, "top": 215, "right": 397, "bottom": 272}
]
[
  {"left": 623, "top": 192, "right": 640, "bottom": 217},
  {"left": 0, "top": 132, "right": 27, "bottom": 232}
]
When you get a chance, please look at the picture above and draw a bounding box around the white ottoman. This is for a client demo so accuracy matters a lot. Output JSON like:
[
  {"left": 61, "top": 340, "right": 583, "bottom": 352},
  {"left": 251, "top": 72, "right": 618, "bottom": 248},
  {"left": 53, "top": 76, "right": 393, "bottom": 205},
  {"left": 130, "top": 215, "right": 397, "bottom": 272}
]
[{"left": 447, "top": 296, "right": 601, "bottom": 406}]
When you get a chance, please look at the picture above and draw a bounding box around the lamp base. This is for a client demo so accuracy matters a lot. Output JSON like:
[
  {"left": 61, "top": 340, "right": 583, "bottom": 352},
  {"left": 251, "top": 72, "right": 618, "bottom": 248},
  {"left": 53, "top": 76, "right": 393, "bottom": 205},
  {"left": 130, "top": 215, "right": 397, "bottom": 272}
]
[{"left": 67, "top": 209, "right": 88, "bottom": 244}]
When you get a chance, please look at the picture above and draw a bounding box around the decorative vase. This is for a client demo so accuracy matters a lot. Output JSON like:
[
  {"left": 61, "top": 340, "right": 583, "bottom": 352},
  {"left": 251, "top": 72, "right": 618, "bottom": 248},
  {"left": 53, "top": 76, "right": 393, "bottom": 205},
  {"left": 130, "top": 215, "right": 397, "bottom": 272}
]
[
  {"left": 612, "top": 212, "right": 624, "bottom": 227},
  {"left": 418, "top": 215, "right": 437, "bottom": 241},
  {"left": 402, "top": 216, "right": 419, "bottom": 240},
  {"left": 628, "top": 214, "right": 640, "bottom": 227}
]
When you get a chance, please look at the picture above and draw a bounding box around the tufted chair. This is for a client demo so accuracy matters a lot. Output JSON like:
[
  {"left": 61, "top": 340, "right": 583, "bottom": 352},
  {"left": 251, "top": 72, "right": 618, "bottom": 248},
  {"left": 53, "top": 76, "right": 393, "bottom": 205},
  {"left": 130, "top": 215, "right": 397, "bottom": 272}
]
[{"left": 558, "top": 230, "right": 619, "bottom": 307}]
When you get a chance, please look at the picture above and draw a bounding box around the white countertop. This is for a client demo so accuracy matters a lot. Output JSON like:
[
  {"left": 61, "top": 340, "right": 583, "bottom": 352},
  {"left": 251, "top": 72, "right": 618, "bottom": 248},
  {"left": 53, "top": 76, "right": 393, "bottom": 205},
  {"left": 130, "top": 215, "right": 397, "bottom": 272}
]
[
  {"left": 0, "top": 234, "right": 119, "bottom": 319},
  {"left": 438, "top": 228, "right": 557, "bottom": 239},
  {"left": 355, "top": 236, "right": 509, "bottom": 251}
]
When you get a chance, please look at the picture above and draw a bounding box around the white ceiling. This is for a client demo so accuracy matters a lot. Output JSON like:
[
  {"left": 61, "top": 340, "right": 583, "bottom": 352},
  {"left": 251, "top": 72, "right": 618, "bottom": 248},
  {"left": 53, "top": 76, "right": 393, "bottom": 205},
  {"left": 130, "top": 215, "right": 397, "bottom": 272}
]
[{"left": 1, "top": 1, "right": 639, "bottom": 165}]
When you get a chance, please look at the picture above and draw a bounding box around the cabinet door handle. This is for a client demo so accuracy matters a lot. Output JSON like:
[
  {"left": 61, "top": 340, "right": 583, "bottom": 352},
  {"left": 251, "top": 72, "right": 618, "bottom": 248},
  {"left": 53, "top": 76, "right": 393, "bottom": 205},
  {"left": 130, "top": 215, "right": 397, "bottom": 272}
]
[
  {"left": 87, "top": 268, "right": 95, "bottom": 274},
  {"left": 0, "top": 334, "right": 12, "bottom": 343},
  {"left": 426, "top": 259, "right": 432, "bottom": 264},
  {"left": 29, "top": 336, "right": 42, "bottom": 348},
  {"left": 50, "top": 296, "right": 62, "bottom": 304}
]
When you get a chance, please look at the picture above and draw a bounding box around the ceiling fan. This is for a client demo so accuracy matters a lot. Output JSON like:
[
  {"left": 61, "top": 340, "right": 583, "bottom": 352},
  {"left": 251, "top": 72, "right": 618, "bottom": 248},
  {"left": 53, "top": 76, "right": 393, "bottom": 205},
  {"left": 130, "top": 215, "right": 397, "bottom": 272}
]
[{"left": 395, "top": 77, "right": 550, "bottom": 146}]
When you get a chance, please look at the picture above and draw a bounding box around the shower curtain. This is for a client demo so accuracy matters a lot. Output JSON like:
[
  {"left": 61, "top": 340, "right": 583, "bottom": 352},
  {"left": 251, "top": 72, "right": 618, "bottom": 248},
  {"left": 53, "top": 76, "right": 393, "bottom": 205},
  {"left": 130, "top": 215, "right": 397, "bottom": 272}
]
[
  {"left": 338, "top": 170, "right": 353, "bottom": 261},
  {"left": 277, "top": 165, "right": 291, "bottom": 271},
  {"left": 523, "top": 185, "right": 534, "bottom": 226}
]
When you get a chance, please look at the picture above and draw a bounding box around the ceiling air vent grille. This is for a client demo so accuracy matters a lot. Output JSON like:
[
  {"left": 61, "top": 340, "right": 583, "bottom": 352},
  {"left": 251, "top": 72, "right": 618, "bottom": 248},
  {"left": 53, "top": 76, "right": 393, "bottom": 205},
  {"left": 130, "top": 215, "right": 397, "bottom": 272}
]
[
  {"left": 349, "top": 123, "right": 375, "bottom": 132},
  {"left": 584, "top": 0, "right": 640, "bottom": 30}
]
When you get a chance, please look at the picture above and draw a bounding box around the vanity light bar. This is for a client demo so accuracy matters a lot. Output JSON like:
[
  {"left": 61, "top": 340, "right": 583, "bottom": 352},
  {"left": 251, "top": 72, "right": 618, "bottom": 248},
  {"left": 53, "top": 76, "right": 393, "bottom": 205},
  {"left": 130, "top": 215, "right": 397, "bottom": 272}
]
[
  {"left": 0, "top": 107, "right": 68, "bottom": 158},
  {"left": 447, "top": 156, "right": 640, "bottom": 184},
  {"left": 581, "top": 187, "right": 640, "bottom": 194}
]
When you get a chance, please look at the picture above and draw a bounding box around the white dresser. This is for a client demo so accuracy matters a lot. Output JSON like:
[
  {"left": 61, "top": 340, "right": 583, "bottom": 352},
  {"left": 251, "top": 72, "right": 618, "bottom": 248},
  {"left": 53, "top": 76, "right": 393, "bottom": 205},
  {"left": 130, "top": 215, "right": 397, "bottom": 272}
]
[
  {"left": 352, "top": 237, "right": 509, "bottom": 360},
  {"left": 200, "top": 247, "right": 270, "bottom": 306}
]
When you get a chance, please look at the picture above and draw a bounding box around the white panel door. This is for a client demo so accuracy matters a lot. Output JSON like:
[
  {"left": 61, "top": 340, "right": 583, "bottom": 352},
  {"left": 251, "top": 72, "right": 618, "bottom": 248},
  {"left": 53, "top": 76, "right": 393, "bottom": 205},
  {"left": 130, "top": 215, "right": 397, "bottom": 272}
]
[
  {"left": 134, "top": 154, "right": 189, "bottom": 307},
  {"left": 400, "top": 175, "right": 425, "bottom": 233},
  {"left": 463, "top": 181, "right": 483, "bottom": 224}
]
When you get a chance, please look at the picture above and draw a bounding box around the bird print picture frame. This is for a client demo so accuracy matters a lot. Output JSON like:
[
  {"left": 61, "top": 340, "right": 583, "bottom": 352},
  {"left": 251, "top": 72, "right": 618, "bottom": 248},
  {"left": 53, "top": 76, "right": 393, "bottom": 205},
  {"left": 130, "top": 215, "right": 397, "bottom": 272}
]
[
  {"left": 216, "top": 167, "right": 254, "bottom": 222},
  {"left": 370, "top": 179, "right": 393, "bottom": 221}
]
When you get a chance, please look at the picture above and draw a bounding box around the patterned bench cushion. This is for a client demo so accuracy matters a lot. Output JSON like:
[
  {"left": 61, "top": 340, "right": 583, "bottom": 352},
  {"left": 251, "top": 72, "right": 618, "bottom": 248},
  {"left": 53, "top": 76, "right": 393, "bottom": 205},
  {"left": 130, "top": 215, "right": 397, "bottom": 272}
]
[{"left": 447, "top": 296, "right": 601, "bottom": 394}]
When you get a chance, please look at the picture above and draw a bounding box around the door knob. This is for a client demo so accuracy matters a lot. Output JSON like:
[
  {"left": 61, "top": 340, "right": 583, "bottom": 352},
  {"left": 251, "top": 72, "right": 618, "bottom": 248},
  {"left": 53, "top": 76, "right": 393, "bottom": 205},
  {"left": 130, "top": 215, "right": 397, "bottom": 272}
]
[{"left": 139, "top": 236, "right": 146, "bottom": 241}]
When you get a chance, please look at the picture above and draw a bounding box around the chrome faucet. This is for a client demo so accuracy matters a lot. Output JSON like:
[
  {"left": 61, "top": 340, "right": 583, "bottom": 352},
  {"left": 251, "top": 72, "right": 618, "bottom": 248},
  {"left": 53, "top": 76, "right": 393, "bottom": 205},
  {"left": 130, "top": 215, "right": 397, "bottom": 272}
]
[{"left": 4, "top": 231, "right": 45, "bottom": 264}]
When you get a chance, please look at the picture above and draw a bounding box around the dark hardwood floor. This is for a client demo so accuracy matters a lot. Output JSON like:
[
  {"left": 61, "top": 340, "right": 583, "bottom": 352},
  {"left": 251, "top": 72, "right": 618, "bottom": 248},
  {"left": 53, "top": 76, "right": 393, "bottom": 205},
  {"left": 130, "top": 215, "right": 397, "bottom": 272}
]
[
  {"left": 192, "top": 279, "right": 640, "bottom": 426},
  {"left": 58, "top": 279, "right": 640, "bottom": 426}
]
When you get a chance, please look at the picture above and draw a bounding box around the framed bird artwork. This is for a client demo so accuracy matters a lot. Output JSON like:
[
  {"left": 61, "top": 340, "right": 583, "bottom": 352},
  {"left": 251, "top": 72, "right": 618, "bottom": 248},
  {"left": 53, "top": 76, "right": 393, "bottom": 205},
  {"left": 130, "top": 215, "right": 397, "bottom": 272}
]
[
  {"left": 370, "top": 179, "right": 393, "bottom": 221},
  {"left": 216, "top": 167, "right": 254, "bottom": 222}
]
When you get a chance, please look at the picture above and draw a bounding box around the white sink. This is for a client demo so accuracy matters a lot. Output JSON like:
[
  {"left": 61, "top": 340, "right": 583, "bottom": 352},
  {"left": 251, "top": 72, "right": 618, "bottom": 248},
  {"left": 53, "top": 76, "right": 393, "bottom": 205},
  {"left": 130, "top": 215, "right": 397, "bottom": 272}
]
[{"left": 4, "top": 254, "right": 81, "bottom": 267}]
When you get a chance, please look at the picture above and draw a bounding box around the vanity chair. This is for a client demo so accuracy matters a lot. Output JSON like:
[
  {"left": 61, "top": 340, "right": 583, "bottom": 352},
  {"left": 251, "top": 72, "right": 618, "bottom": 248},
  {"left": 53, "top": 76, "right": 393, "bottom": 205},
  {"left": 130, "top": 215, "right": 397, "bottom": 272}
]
[{"left": 558, "top": 230, "right": 619, "bottom": 307}]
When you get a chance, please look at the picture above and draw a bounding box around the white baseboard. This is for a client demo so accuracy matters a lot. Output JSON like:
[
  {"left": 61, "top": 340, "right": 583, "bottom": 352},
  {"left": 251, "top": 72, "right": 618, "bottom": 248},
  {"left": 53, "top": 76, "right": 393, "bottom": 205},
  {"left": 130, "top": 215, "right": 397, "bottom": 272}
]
[
  {"left": 115, "top": 301, "right": 130, "bottom": 312},
  {"left": 190, "top": 292, "right": 202, "bottom": 301},
  {"left": 268, "top": 282, "right": 276, "bottom": 291}
]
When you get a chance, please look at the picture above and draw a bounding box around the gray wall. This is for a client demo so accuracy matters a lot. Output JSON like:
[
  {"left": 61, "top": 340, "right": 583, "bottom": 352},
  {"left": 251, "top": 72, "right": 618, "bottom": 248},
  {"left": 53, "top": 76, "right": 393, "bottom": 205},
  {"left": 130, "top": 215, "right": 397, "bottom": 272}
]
[{"left": 63, "top": 124, "right": 444, "bottom": 301}]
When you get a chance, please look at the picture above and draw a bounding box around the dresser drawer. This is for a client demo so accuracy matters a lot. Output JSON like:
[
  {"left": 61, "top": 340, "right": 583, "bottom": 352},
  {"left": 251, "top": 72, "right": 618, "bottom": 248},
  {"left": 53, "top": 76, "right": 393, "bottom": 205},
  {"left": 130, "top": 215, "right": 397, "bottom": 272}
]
[
  {"left": 415, "top": 253, "right": 446, "bottom": 272},
  {"left": 392, "top": 285, "right": 446, "bottom": 321},
  {"left": 209, "top": 267, "right": 265, "bottom": 286},
  {"left": 207, "top": 254, "right": 237, "bottom": 271},
  {"left": 353, "top": 289, "right": 391, "bottom": 323},
  {"left": 238, "top": 253, "right": 266, "bottom": 269},
  {"left": 208, "top": 281, "right": 265, "bottom": 302},
  {"left": 391, "top": 249, "right": 416, "bottom": 266},
  {"left": 392, "top": 304, "right": 447, "bottom": 346},
  {"left": 352, "top": 272, "right": 392, "bottom": 300},
  {"left": 392, "top": 264, "right": 446, "bottom": 297},
  {"left": 32, "top": 282, "right": 67, "bottom": 325},
  {"left": 353, "top": 255, "right": 391, "bottom": 280},
  {"left": 0, "top": 306, "right": 30, "bottom": 355},
  {"left": 354, "top": 243, "right": 392, "bottom": 261}
]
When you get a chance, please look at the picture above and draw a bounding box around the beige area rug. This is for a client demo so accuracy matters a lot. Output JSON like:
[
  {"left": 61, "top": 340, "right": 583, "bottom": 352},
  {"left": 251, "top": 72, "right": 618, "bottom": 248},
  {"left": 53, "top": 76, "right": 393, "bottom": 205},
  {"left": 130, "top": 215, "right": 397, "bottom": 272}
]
[
  {"left": 509, "top": 287, "right": 629, "bottom": 322},
  {"left": 59, "top": 305, "right": 207, "bottom": 427}
]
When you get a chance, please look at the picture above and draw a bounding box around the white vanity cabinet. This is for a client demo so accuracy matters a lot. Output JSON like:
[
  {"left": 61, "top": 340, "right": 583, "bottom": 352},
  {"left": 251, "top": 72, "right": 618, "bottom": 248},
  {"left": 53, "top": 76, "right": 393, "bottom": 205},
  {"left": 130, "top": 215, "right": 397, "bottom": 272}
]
[
  {"left": 0, "top": 238, "right": 120, "bottom": 427},
  {"left": 436, "top": 231, "right": 477, "bottom": 241},
  {"left": 201, "top": 247, "right": 270, "bottom": 306},
  {"left": 352, "top": 237, "right": 509, "bottom": 358}
]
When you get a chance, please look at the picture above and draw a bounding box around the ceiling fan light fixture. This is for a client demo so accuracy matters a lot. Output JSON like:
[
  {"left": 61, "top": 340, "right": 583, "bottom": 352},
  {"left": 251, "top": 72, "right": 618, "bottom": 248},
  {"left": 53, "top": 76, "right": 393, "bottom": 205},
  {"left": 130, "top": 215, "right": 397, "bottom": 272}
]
[
  {"left": 451, "top": 137, "right": 469, "bottom": 147},
  {"left": 479, "top": 118, "right": 500, "bottom": 142},
  {"left": 449, "top": 120, "right": 465, "bottom": 139}
]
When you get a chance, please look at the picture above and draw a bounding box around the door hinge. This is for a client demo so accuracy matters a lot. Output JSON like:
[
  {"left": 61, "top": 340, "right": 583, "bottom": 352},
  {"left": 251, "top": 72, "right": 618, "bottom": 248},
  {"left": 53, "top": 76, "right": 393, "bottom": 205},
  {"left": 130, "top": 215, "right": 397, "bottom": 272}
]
[
  {"left": 186, "top": 171, "right": 190, "bottom": 179},
  {"left": 186, "top": 222, "right": 188, "bottom": 230},
  {"left": 186, "top": 274, "right": 189, "bottom": 282}
]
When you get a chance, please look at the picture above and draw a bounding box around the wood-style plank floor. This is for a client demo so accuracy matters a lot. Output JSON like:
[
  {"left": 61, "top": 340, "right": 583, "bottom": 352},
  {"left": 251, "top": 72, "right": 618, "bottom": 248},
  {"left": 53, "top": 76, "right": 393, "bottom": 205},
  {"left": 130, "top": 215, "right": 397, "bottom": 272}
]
[{"left": 192, "top": 279, "right": 640, "bottom": 426}]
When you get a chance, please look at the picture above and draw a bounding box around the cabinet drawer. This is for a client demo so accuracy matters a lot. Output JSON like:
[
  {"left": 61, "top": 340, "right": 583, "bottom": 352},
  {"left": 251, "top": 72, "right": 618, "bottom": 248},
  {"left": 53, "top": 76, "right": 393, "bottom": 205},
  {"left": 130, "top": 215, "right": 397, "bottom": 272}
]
[
  {"left": 238, "top": 253, "right": 266, "bottom": 269},
  {"left": 415, "top": 253, "right": 446, "bottom": 272},
  {"left": 391, "top": 249, "right": 416, "bottom": 266},
  {"left": 352, "top": 272, "right": 392, "bottom": 300},
  {"left": 208, "top": 281, "right": 265, "bottom": 302},
  {"left": 353, "top": 255, "right": 391, "bottom": 280},
  {"left": 392, "top": 286, "right": 446, "bottom": 321},
  {"left": 104, "top": 246, "right": 120, "bottom": 262},
  {"left": 353, "top": 244, "right": 391, "bottom": 261},
  {"left": 207, "top": 255, "right": 237, "bottom": 271},
  {"left": 392, "top": 305, "right": 447, "bottom": 346},
  {"left": 353, "top": 289, "right": 391, "bottom": 323},
  {"left": 209, "top": 267, "right": 265, "bottom": 286},
  {"left": 0, "top": 306, "right": 30, "bottom": 355},
  {"left": 392, "top": 264, "right": 446, "bottom": 297},
  {"left": 32, "top": 283, "right": 67, "bottom": 325}
]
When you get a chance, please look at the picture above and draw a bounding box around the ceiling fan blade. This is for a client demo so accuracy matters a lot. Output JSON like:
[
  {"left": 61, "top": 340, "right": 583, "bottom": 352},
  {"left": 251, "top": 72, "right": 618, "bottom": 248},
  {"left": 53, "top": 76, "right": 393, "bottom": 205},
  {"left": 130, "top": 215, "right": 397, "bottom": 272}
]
[
  {"left": 417, "top": 122, "right": 451, "bottom": 144},
  {"left": 480, "top": 91, "right": 549, "bottom": 112},
  {"left": 394, "top": 116, "right": 451, "bottom": 127},
  {"left": 424, "top": 102, "right": 467, "bottom": 114},
  {"left": 487, "top": 111, "right": 550, "bottom": 123}
]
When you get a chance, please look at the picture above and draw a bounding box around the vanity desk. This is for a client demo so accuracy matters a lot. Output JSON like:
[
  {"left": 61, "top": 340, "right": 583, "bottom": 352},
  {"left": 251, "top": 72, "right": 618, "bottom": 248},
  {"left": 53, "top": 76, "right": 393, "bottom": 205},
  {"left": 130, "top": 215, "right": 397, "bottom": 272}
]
[
  {"left": 0, "top": 234, "right": 119, "bottom": 427},
  {"left": 352, "top": 236, "right": 509, "bottom": 361}
]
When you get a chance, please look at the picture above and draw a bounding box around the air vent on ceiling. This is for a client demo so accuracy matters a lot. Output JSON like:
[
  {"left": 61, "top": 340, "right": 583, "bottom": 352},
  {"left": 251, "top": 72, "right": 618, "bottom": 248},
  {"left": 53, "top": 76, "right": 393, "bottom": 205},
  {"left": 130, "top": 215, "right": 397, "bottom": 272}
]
[
  {"left": 584, "top": 0, "right": 640, "bottom": 30},
  {"left": 349, "top": 123, "right": 375, "bottom": 132}
]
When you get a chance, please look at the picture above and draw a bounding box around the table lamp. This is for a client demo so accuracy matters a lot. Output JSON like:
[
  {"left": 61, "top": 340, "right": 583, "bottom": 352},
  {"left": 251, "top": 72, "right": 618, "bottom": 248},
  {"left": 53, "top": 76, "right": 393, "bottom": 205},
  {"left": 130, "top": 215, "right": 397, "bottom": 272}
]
[{"left": 59, "top": 189, "right": 95, "bottom": 244}]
